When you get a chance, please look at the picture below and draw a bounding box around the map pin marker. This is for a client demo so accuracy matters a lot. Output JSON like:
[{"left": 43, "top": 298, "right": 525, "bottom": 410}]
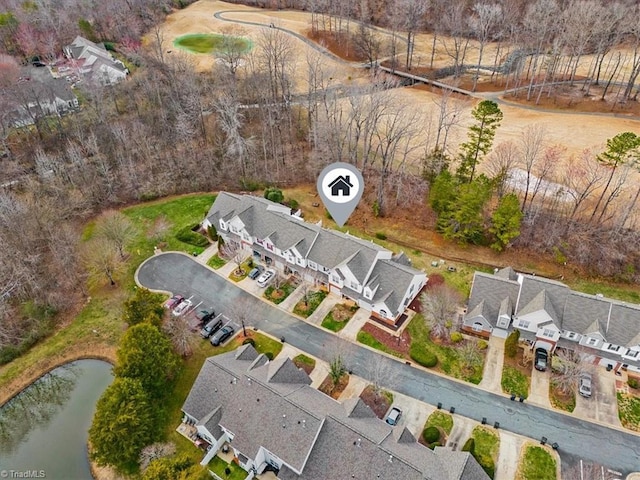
[{"left": 317, "top": 162, "right": 364, "bottom": 227}]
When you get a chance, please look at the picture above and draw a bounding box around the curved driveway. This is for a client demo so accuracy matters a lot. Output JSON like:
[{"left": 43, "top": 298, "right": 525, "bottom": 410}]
[{"left": 138, "top": 252, "right": 640, "bottom": 475}]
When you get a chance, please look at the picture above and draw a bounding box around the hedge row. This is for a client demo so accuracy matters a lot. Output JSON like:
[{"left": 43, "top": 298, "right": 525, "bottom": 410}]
[
  {"left": 410, "top": 345, "right": 438, "bottom": 368},
  {"left": 175, "top": 224, "right": 210, "bottom": 247}
]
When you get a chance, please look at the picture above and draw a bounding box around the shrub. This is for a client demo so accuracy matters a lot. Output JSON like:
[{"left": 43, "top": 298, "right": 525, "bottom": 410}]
[
  {"left": 287, "top": 198, "right": 299, "bottom": 210},
  {"left": 207, "top": 225, "right": 218, "bottom": 241},
  {"left": 422, "top": 426, "right": 440, "bottom": 443},
  {"left": 629, "top": 377, "right": 639, "bottom": 389},
  {"left": 428, "top": 441, "right": 441, "bottom": 450},
  {"left": 242, "top": 338, "right": 255, "bottom": 346},
  {"left": 410, "top": 345, "right": 438, "bottom": 368},
  {"left": 375, "top": 232, "right": 387, "bottom": 240},
  {"left": 264, "top": 352, "right": 274, "bottom": 360},
  {"left": 461, "top": 438, "right": 475, "bottom": 452},
  {"left": 175, "top": 224, "right": 209, "bottom": 247},
  {"left": 450, "top": 332, "right": 463, "bottom": 343},
  {"left": 505, "top": 329, "right": 520, "bottom": 358},
  {"left": 478, "top": 340, "right": 488, "bottom": 350},
  {"left": 372, "top": 200, "right": 380, "bottom": 217},
  {"left": 264, "top": 187, "right": 284, "bottom": 203}
]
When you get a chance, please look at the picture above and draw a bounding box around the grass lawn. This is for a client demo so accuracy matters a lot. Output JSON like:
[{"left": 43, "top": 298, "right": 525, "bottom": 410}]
[
  {"left": 501, "top": 365, "right": 530, "bottom": 399},
  {"left": 357, "top": 331, "right": 404, "bottom": 358},
  {"left": 228, "top": 259, "right": 253, "bottom": 282},
  {"left": 293, "top": 353, "right": 316, "bottom": 374},
  {"left": 264, "top": 283, "right": 296, "bottom": 305},
  {"left": 0, "top": 194, "right": 216, "bottom": 399},
  {"left": 321, "top": 304, "right": 358, "bottom": 332},
  {"left": 207, "top": 254, "right": 226, "bottom": 269},
  {"left": 617, "top": 392, "right": 640, "bottom": 431},
  {"left": 425, "top": 410, "right": 454, "bottom": 435},
  {"left": 208, "top": 456, "right": 247, "bottom": 480},
  {"left": 518, "top": 444, "right": 556, "bottom": 480},
  {"left": 174, "top": 33, "right": 252, "bottom": 55},
  {"left": 293, "top": 290, "right": 327, "bottom": 317},
  {"left": 407, "top": 315, "right": 484, "bottom": 384},
  {"left": 470, "top": 426, "right": 500, "bottom": 479}
]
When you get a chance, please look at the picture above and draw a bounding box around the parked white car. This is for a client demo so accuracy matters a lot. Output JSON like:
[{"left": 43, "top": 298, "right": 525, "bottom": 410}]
[
  {"left": 172, "top": 299, "right": 192, "bottom": 317},
  {"left": 256, "top": 269, "right": 276, "bottom": 288},
  {"left": 579, "top": 373, "right": 592, "bottom": 398}
]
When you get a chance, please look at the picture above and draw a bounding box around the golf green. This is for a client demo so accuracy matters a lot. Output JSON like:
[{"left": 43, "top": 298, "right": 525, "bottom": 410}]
[{"left": 173, "top": 33, "right": 253, "bottom": 55}]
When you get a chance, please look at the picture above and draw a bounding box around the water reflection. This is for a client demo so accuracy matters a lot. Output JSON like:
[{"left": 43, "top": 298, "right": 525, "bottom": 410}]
[{"left": 0, "top": 364, "right": 80, "bottom": 455}]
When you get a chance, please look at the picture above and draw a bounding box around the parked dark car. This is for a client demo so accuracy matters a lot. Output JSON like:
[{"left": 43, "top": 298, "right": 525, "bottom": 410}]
[
  {"left": 195, "top": 309, "right": 215, "bottom": 325},
  {"left": 534, "top": 348, "right": 549, "bottom": 371},
  {"left": 248, "top": 265, "right": 265, "bottom": 280},
  {"left": 200, "top": 315, "right": 223, "bottom": 339},
  {"left": 211, "top": 325, "right": 235, "bottom": 346}
]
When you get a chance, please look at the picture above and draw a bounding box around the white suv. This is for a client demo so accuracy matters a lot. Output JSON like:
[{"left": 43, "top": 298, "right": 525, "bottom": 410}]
[{"left": 256, "top": 269, "right": 276, "bottom": 287}]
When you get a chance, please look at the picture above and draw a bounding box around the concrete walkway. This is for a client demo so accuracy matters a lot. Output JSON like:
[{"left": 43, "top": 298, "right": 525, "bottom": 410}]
[
  {"left": 339, "top": 308, "right": 370, "bottom": 341},
  {"left": 495, "top": 430, "right": 528, "bottom": 480},
  {"left": 446, "top": 415, "right": 475, "bottom": 451},
  {"left": 194, "top": 243, "right": 218, "bottom": 266},
  {"left": 479, "top": 336, "right": 506, "bottom": 393},
  {"left": 278, "top": 284, "right": 306, "bottom": 312},
  {"left": 337, "top": 375, "right": 368, "bottom": 401},
  {"left": 529, "top": 369, "right": 552, "bottom": 408},
  {"left": 307, "top": 293, "right": 341, "bottom": 326}
]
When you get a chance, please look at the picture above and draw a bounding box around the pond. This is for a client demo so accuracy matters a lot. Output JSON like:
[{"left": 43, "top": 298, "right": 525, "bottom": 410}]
[{"left": 0, "top": 359, "right": 113, "bottom": 480}]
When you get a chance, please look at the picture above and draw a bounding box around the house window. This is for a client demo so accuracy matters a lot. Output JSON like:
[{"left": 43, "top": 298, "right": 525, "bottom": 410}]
[
  {"left": 242, "top": 233, "right": 250, "bottom": 242},
  {"left": 350, "top": 281, "right": 359, "bottom": 290},
  {"left": 587, "top": 337, "right": 598, "bottom": 346},
  {"left": 626, "top": 349, "right": 639, "bottom": 358},
  {"left": 543, "top": 329, "right": 555, "bottom": 338},
  {"left": 519, "top": 320, "right": 530, "bottom": 329},
  {"left": 473, "top": 322, "right": 483, "bottom": 332},
  {"left": 567, "top": 332, "right": 577, "bottom": 339},
  {"left": 380, "top": 309, "right": 388, "bottom": 318},
  {"left": 256, "top": 239, "right": 264, "bottom": 246},
  {"left": 607, "top": 344, "right": 620, "bottom": 352},
  {"left": 308, "top": 261, "right": 317, "bottom": 270},
  {"left": 321, "top": 266, "right": 330, "bottom": 273},
  {"left": 409, "top": 284, "right": 414, "bottom": 294},
  {"left": 331, "top": 275, "right": 340, "bottom": 284}
]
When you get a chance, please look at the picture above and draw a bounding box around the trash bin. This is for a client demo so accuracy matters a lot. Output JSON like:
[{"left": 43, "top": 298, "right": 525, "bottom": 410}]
[{"left": 606, "top": 364, "right": 613, "bottom": 371}]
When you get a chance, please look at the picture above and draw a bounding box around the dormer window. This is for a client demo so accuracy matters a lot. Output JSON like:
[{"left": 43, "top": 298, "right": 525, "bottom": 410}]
[
  {"left": 607, "top": 344, "right": 620, "bottom": 352},
  {"left": 626, "top": 349, "right": 639, "bottom": 358},
  {"left": 542, "top": 328, "right": 555, "bottom": 338},
  {"left": 587, "top": 337, "right": 598, "bottom": 346}
]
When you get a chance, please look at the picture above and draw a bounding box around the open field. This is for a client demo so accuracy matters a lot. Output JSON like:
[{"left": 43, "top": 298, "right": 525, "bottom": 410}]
[{"left": 152, "top": 1, "right": 640, "bottom": 161}]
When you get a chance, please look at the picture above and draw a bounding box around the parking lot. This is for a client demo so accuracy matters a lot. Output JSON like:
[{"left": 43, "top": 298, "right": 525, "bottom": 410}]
[{"left": 165, "top": 293, "right": 240, "bottom": 345}]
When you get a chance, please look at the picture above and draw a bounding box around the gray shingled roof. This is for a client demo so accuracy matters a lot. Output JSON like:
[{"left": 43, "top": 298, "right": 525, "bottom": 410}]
[
  {"left": 434, "top": 448, "right": 490, "bottom": 480},
  {"left": 344, "top": 397, "right": 377, "bottom": 419},
  {"left": 466, "top": 273, "right": 519, "bottom": 327},
  {"left": 368, "top": 259, "right": 424, "bottom": 315},
  {"left": 517, "top": 290, "right": 559, "bottom": 323},
  {"left": 516, "top": 276, "right": 569, "bottom": 317},
  {"left": 20, "top": 66, "right": 76, "bottom": 102},
  {"left": 561, "top": 292, "right": 611, "bottom": 335},
  {"left": 608, "top": 303, "right": 640, "bottom": 347},
  {"left": 182, "top": 355, "right": 323, "bottom": 473},
  {"left": 495, "top": 266, "right": 518, "bottom": 281},
  {"left": 267, "top": 357, "right": 312, "bottom": 385},
  {"left": 183, "top": 347, "right": 488, "bottom": 480}
]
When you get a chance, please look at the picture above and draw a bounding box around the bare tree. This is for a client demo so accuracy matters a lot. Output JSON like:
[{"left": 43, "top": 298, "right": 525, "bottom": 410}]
[
  {"left": 213, "top": 92, "right": 254, "bottom": 177},
  {"left": 95, "top": 210, "right": 136, "bottom": 259},
  {"left": 458, "top": 339, "right": 483, "bottom": 371},
  {"left": 163, "top": 316, "right": 193, "bottom": 357},
  {"left": 220, "top": 241, "right": 246, "bottom": 275},
  {"left": 229, "top": 297, "right": 253, "bottom": 336},
  {"left": 216, "top": 25, "right": 249, "bottom": 77},
  {"left": 469, "top": 2, "right": 502, "bottom": 92},
  {"left": 420, "top": 284, "right": 462, "bottom": 340},
  {"left": 256, "top": 26, "right": 295, "bottom": 103},
  {"left": 562, "top": 149, "right": 606, "bottom": 221},
  {"left": 83, "top": 237, "right": 125, "bottom": 287},
  {"left": 397, "top": 0, "right": 428, "bottom": 70},
  {"left": 551, "top": 347, "right": 594, "bottom": 395},
  {"left": 433, "top": 88, "right": 469, "bottom": 155},
  {"left": 518, "top": 124, "right": 547, "bottom": 213},
  {"left": 353, "top": 23, "right": 382, "bottom": 66},
  {"left": 485, "top": 140, "right": 518, "bottom": 198},
  {"left": 139, "top": 442, "right": 176, "bottom": 471}
]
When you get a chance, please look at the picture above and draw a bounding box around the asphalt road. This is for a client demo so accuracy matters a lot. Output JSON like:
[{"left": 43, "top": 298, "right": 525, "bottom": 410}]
[{"left": 138, "top": 253, "right": 640, "bottom": 475}]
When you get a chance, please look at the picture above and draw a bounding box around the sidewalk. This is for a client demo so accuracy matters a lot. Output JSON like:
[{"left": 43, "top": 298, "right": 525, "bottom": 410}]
[
  {"left": 478, "top": 336, "right": 505, "bottom": 393},
  {"left": 338, "top": 308, "right": 370, "bottom": 341},
  {"left": 194, "top": 243, "right": 218, "bottom": 266},
  {"left": 278, "top": 284, "right": 306, "bottom": 312},
  {"left": 306, "top": 293, "right": 341, "bottom": 326}
]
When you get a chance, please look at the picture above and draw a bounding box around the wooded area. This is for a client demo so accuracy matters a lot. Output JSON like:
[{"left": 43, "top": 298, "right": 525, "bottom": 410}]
[{"left": 0, "top": 0, "right": 639, "bottom": 368}]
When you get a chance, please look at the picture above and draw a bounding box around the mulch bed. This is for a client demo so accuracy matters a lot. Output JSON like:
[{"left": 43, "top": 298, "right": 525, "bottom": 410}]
[
  {"left": 359, "top": 385, "right": 392, "bottom": 419},
  {"left": 504, "top": 344, "right": 532, "bottom": 376},
  {"left": 361, "top": 322, "right": 411, "bottom": 356},
  {"left": 318, "top": 373, "right": 350, "bottom": 399},
  {"left": 293, "top": 358, "right": 315, "bottom": 375}
]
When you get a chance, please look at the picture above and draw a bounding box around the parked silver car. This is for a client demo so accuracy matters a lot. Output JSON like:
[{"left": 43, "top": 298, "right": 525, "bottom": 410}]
[
  {"left": 579, "top": 373, "right": 592, "bottom": 398},
  {"left": 256, "top": 268, "right": 276, "bottom": 287}
]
